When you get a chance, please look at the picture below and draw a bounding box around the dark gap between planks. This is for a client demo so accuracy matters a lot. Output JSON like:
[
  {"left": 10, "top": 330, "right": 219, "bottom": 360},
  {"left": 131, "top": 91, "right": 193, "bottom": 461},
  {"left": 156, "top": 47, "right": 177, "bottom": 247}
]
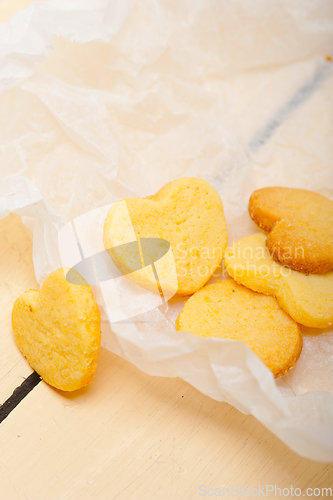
[{"left": 0, "top": 371, "right": 41, "bottom": 424}]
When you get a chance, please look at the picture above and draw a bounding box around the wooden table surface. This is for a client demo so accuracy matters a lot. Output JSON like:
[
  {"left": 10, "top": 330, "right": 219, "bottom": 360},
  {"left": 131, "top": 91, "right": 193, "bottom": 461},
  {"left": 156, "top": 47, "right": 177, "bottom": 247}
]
[
  {"left": 1, "top": 1, "right": 333, "bottom": 499},
  {"left": 0, "top": 209, "right": 332, "bottom": 499}
]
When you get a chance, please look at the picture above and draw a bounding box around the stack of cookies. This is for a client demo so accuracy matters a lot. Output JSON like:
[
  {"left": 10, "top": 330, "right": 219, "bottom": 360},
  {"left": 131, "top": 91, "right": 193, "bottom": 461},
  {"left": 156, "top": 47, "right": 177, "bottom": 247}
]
[{"left": 104, "top": 180, "right": 333, "bottom": 378}]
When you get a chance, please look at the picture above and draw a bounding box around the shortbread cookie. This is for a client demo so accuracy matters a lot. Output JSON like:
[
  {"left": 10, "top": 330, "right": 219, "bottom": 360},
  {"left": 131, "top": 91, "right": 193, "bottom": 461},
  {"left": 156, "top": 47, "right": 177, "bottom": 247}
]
[
  {"left": 104, "top": 177, "right": 228, "bottom": 296},
  {"left": 12, "top": 268, "right": 101, "bottom": 391},
  {"left": 249, "top": 187, "right": 333, "bottom": 274},
  {"left": 176, "top": 279, "right": 302, "bottom": 378},
  {"left": 224, "top": 233, "right": 333, "bottom": 328}
]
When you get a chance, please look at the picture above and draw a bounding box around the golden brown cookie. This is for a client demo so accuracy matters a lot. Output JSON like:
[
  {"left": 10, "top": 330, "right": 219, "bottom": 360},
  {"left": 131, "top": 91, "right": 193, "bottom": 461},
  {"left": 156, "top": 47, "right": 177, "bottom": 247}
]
[
  {"left": 249, "top": 187, "right": 333, "bottom": 274},
  {"left": 104, "top": 177, "right": 228, "bottom": 296},
  {"left": 224, "top": 233, "right": 333, "bottom": 329},
  {"left": 12, "top": 268, "right": 101, "bottom": 391},
  {"left": 176, "top": 279, "right": 302, "bottom": 378}
]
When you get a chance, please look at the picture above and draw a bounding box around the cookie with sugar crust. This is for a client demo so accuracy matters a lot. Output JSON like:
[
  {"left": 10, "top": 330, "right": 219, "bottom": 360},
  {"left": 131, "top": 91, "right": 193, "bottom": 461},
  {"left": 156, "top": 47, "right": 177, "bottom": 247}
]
[
  {"left": 103, "top": 177, "right": 228, "bottom": 297},
  {"left": 224, "top": 233, "right": 333, "bottom": 329},
  {"left": 176, "top": 278, "right": 302, "bottom": 378},
  {"left": 12, "top": 268, "right": 101, "bottom": 392},
  {"left": 248, "top": 187, "right": 333, "bottom": 275}
]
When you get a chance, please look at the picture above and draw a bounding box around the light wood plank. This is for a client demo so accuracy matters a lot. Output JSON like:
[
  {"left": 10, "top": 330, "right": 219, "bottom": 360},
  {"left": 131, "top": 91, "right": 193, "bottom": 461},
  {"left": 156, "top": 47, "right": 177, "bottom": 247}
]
[
  {"left": 0, "top": 214, "right": 36, "bottom": 403},
  {"left": 0, "top": 348, "right": 332, "bottom": 499}
]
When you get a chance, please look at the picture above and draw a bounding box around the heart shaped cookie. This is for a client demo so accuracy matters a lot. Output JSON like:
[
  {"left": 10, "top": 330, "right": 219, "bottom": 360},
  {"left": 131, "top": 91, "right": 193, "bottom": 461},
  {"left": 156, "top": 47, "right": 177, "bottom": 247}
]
[
  {"left": 224, "top": 233, "right": 333, "bottom": 328},
  {"left": 249, "top": 187, "right": 333, "bottom": 274},
  {"left": 103, "top": 177, "right": 228, "bottom": 296},
  {"left": 176, "top": 279, "right": 302, "bottom": 378},
  {"left": 12, "top": 268, "right": 101, "bottom": 391}
]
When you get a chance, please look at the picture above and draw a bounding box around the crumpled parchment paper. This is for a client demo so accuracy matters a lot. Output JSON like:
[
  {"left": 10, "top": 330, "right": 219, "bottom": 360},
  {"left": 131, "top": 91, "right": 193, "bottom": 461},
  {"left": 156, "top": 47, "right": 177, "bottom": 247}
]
[{"left": 1, "top": 0, "right": 333, "bottom": 461}]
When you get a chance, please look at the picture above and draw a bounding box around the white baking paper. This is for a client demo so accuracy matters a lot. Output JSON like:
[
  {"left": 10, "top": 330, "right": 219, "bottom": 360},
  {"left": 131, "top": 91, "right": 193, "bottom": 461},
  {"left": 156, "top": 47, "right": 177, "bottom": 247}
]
[{"left": 1, "top": 0, "right": 333, "bottom": 461}]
